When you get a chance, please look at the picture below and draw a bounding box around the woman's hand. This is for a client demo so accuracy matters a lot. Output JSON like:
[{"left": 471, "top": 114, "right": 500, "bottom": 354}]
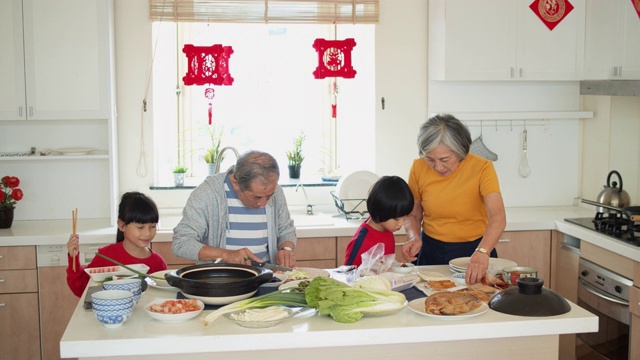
[
  {"left": 402, "top": 238, "right": 422, "bottom": 262},
  {"left": 67, "top": 234, "right": 79, "bottom": 257},
  {"left": 465, "top": 251, "right": 489, "bottom": 284}
]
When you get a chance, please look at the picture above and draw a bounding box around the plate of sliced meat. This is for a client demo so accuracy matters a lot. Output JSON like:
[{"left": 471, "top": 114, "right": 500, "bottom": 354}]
[{"left": 408, "top": 296, "right": 489, "bottom": 320}]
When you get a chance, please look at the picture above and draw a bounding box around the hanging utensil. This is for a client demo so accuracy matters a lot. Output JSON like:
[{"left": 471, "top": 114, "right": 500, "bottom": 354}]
[
  {"left": 469, "top": 121, "right": 498, "bottom": 161},
  {"left": 518, "top": 123, "right": 531, "bottom": 178}
]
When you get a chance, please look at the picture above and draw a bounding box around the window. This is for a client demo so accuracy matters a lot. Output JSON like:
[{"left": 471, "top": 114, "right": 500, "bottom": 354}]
[{"left": 151, "top": 22, "right": 375, "bottom": 185}]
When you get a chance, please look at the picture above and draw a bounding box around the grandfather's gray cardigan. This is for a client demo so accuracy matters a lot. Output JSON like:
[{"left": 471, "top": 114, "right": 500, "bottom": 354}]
[{"left": 171, "top": 168, "right": 297, "bottom": 264}]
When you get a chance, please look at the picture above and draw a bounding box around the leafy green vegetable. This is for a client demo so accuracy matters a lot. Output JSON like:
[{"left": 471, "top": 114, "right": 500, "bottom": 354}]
[
  {"left": 305, "top": 277, "right": 406, "bottom": 323},
  {"left": 352, "top": 275, "right": 392, "bottom": 291},
  {"left": 202, "top": 289, "right": 307, "bottom": 326}
]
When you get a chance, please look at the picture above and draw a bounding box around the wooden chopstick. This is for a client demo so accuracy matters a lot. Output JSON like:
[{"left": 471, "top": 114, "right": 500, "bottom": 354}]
[{"left": 72, "top": 208, "right": 78, "bottom": 272}]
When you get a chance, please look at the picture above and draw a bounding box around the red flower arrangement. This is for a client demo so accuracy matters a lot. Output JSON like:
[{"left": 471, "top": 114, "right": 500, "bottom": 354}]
[{"left": 1, "top": 176, "right": 24, "bottom": 210}]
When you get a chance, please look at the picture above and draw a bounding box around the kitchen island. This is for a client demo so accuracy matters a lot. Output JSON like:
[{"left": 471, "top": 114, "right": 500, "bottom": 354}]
[{"left": 60, "top": 265, "right": 598, "bottom": 360}]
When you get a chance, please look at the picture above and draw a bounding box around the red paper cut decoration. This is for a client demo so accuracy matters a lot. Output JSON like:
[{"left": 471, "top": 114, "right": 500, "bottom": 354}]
[
  {"left": 312, "top": 38, "right": 357, "bottom": 79},
  {"left": 633, "top": 0, "right": 640, "bottom": 20},
  {"left": 182, "top": 44, "right": 234, "bottom": 124},
  {"left": 529, "top": 0, "right": 574, "bottom": 31}
]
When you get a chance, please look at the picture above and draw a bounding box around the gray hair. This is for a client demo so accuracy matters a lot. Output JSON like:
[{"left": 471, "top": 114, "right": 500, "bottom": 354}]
[
  {"left": 234, "top": 151, "right": 280, "bottom": 191},
  {"left": 417, "top": 114, "right": 472, "bottom": 160}
]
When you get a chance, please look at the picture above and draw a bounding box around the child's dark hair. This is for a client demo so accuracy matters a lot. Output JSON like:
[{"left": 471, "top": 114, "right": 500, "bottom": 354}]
[
  {"left": 367, "top": 176, "right": 414, "bottom": 223},
  {"left": 116, "top": 192, "right": 159, "bottom": 242}
]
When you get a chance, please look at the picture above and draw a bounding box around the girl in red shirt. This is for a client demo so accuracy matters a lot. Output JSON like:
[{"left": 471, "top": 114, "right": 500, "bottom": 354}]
[{"left": 66, "top": 192, "right": 168, "bottom": 297}]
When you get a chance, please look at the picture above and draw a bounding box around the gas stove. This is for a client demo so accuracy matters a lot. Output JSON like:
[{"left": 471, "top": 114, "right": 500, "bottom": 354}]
[{"left": 565, "top": 213, "right": 640, "bottom": 247}]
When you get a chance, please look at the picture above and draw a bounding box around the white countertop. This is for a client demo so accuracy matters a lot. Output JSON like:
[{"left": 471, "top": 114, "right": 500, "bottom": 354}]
[
  {"left": 60, "top": 265, "right": 598, "bottom": 359},
  {"left": 3, "top": 205, "right": 640, "bottom": 261}
]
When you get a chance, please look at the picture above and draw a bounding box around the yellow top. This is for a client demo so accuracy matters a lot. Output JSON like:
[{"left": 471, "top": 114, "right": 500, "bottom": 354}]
[{"left": 408, "top": 153, "right": 501, "bottom": 242}]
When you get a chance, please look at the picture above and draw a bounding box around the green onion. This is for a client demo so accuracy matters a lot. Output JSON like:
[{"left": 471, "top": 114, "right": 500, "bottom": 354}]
[
  {"left": 202, "top": 289, "right": 307, "bottom": 326},
  {"left": 94, "top": 252, "right": 165, "bottom": 280}
]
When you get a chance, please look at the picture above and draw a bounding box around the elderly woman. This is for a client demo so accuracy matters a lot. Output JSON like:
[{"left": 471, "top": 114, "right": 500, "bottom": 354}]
[{"left": 401, "top": 114, "right": 506, "bottom": 285}]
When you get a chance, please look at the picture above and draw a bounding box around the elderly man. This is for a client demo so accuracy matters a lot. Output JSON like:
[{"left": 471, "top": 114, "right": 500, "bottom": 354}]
[{"left": 172, "top": 151, "right": 297, "bottom": 267}]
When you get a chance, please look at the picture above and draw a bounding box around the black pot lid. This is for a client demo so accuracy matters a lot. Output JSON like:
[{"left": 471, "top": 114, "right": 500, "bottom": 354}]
[{"left": 488, "top": 278, "right": 571, "bottom": 317}]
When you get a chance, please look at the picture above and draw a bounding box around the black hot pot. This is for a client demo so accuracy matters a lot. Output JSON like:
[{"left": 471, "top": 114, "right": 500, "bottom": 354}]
[{"left": 165, "top": 263, "right": 273, "bottom": 303}]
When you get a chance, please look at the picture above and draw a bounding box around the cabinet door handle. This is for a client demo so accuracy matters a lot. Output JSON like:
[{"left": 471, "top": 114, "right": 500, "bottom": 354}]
[
  {"left": 498, "top": 239, "right": 510, "bottom": 243},
  {"left": 0, "top": 278, "right": 5, "bottom": 283},
  {"left": 0, "top": 303, "right": 5, "bottom": 308},
  {"left": 18, "top": 107, "right": 23, "bottom": 117},
  {"left": 510, "top": 67, "right": 515, "bottom": 78},
  {"left": 519, "top": 68, "right": 523, "bottom": 78},
  {"left": 618, "top": 66, "right": 622, "bottom": 77},
  {"left": 29, "top": 106, "right": 33, "bottom": 117}
]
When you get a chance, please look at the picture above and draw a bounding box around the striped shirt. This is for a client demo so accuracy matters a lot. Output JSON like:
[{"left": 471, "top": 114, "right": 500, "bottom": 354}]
[{"left": 224, "top": 177, "right": 269, "bottom": 262}]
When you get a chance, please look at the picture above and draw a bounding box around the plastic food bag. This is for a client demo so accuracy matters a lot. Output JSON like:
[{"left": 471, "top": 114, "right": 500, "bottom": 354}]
[{"left": 356, "top": 243, "right": 395, "bottom": 278}]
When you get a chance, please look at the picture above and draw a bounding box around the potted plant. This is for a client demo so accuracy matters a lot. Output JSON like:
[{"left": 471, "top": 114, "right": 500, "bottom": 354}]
[
  {"left": 286, "top": 132, "right": 305, "bottom": 179},
  {"left": 172, "top": 165, "right": 188, "bottom": 187},
  {"left": 204, "top": 125, "right": 224, "bottom": 176},
  {"left": 0, "top": 175, "right": 24, "bottom": 229}
]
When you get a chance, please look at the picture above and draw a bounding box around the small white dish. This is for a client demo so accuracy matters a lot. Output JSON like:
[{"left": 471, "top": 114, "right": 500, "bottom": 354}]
[
  {"left": 223, "top": 307, "right": 296, "bottom": 328},
  {"left": 144, "top": 298, "right": 204, "bottom": 322},
  {"left": 450, "top": 273, "right": 467, "bottom": 286},
  {"left": 85, "top": 264, "right": 150, "bottom": 282},
  {"left": 390, "top": 263, "right": 415, "bottom": 274}
]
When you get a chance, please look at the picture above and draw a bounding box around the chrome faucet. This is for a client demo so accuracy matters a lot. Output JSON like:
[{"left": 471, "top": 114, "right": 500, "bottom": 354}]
[
  {"left": 214, "top": 146, "right": 240, "bottom": 174},
  {"left": 295, "top": 183, "right": 314, "bottom": 215}
]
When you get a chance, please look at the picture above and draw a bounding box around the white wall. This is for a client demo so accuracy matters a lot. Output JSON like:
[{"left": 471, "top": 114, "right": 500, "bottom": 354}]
[{"left": 113, "top": 0, "right": 639, "bottom": 212}]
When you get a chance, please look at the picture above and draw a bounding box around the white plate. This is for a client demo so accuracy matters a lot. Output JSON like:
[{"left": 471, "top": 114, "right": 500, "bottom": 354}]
[
  {"left": 54, "top": 147, "right": 96, "bottom": 155},
  {"left": 335, "top": 170, "right": 379, "bottom": 213},
  {"left": 85, "top": 264, "right": 150, "bottom": 282},
  {"left": 144, "top": 298, "right": 204, "bottom": 322},
  {"left": 408, "top": 298, "right": 489, "bottom": 320},
  {"left": 146, "top": 270, "right": 177, "bottom": 291},
  {"left": 449, "top": 257, "right": 517, "bottom": 275}
]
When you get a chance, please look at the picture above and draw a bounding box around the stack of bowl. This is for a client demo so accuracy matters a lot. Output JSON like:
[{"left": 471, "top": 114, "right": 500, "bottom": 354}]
[
  {"left": 103, "top": 278, "right": 143, "bottom": 305},
  {"left": 91, "top": 290, "right": 135, "bottom": 328}
]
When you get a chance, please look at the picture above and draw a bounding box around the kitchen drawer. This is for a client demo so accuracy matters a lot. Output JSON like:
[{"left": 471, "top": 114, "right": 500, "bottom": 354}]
[
  {"left": 0, "top": 269, "right": 38, "bottom": 294},
  {"left": 151, "top": 242, "right": 196, "bottom": 267},
  {"left": 0, "top": 246, "right": 37, "bottom": 270},
  {"left": 296, "top": 237, "right": 336, "bottom": 261}
]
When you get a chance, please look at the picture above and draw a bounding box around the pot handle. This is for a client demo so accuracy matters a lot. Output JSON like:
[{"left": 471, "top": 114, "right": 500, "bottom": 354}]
[{"left": 607, "top": 170, "right": 623, "bottom": 193}]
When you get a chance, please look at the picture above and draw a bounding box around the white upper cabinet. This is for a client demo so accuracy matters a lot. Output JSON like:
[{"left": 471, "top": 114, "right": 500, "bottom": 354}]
[
  {"left": 0, "top": 0, "right": 111, "bottom": 120},
  {"left": 429, "top": 0, "right": 584, "bottom": 81},
  {"left": 583, "top": 0, "right": 640, "bottom": 80}
]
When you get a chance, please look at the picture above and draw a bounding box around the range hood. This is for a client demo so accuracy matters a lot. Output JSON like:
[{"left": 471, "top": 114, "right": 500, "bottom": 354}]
[{"left": 580, "top": 80, "right": 640, "bottom": 96}]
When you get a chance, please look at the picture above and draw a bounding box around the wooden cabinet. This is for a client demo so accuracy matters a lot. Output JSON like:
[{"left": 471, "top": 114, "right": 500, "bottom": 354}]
[
  {"left": 39, "top": 266, "right": 78, "bottom": 360},
  {"left": 429, "top": 0, "right": 583, "bottom": 81},
  {"left": 550, "top": 231, "right": 580, "bottom": 360},
  {"left": 0, "top": 246, "right": 40, "bottom": 360},
  {"left": 0, "top": 0, "right": 111, "bottom": 121},
  {"left": 296, "top": 237, "right": 336, "bottom": 269},
  {"left": 151, "top": 242, "right": 196, "bottom": 269},
  {"left": 0, "top": 0, "right": 117, "bottom": 223},
  {"left": 583, "top": 0, "right": 640, "bottom": 80},
  {"left": 494, "top": 230, "right": 552, "bottom": 284}
]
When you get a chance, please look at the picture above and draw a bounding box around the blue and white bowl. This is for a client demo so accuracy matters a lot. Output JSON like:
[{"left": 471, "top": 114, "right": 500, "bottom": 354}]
[
  {"left": 103, "top": 278, "right": 142, "bottom": 293},
  {"left": 92, "top": 289, "right": 135, "bottom": 307},
  {"left": 92, "top": 301, "right": 134, "bottom": 313},
  {"left": 93, "top": 311, "right": 131, "bottom": 328}
]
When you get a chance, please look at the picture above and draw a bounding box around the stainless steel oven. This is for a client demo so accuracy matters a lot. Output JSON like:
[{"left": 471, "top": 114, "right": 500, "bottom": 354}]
[{"left": 576, "top": 258, "right": 632, "bottom": 360}]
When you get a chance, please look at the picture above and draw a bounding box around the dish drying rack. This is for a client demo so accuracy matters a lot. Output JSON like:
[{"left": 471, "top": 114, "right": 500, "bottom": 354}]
[{"left": 330, "top": 191, "right": 369, "bottom": 220}]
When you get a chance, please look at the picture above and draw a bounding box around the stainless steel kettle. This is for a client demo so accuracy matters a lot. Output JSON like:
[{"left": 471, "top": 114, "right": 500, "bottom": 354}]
[{"left": 595, "top": 170, "right": 631, "bottom": 212}]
